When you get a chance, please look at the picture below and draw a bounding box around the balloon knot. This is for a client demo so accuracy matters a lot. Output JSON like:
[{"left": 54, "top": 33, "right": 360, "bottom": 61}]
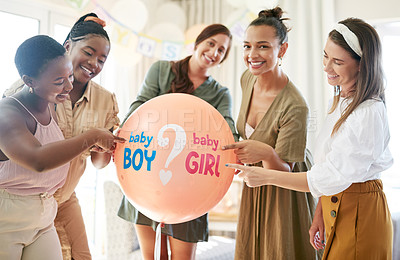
[{"left": 160, "top": 222, "right": 165, "bottom": 228}]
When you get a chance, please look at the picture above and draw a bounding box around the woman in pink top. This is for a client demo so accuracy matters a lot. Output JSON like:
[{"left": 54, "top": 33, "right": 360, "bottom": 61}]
[
  {"left": 3, "top": 13, "right": 120, "bottom": 259},
  {"left": 0, "top": 35, "right": 124, "bottom": 260}
]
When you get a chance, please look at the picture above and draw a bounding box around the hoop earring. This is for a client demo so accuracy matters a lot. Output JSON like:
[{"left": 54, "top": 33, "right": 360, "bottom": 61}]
[
  {"left": 278, "top": 57, "right": 283, "bottom": 67},
  {"left": 29, "top": 87, "right": 34, "bottom": 94}
]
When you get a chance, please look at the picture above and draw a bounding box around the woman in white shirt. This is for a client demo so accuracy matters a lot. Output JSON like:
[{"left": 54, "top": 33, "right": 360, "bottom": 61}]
[{"left": 227, "top": 17, "right": 393, "bottom": 259}]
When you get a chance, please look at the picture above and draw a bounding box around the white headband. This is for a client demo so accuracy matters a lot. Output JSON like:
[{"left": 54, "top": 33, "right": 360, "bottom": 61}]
[{"left": 334, "top": 23, "right": 362, "bottom": 57}]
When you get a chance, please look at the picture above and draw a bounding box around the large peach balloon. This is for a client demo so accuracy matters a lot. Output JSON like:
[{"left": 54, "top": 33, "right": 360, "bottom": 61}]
[{"left": 114, "top": 94, "right": 236, "bottom": 224}]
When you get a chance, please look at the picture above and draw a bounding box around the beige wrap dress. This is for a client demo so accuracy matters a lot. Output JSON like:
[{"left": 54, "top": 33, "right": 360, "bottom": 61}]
[{"left": 234, "top": 70, "right": 320, "bottom": 260}]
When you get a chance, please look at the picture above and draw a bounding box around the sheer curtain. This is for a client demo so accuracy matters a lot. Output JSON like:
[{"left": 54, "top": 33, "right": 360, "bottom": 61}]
[{"left": 279, "top": 0, "right": 335, "bottom": 150}]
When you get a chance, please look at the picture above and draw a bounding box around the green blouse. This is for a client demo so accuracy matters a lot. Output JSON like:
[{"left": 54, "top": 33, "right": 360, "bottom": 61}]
[{"left": 121, "top": 60, "right": 238, "bottom": 140}]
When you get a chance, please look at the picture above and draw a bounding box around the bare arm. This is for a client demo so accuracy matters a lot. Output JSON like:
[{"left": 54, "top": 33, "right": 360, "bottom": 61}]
[
  {"left": 222, "top": 140, "right": 293, "bottom": 171},
  {"left": 0, "top": 105, "right": 124, "bottom": 172},
  {"left": 225, "top": 163, "right": 309, "bottom": 192}
]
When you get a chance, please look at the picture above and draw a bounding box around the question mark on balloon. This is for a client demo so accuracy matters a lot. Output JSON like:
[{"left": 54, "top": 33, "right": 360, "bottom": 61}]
[{"left": 157, "top": 124, "right": 186, "bottom": 185}]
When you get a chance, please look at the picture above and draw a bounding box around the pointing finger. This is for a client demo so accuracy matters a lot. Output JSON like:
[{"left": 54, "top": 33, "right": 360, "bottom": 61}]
[
  {"left": 225, "top": 163, "right": 247, "bottom": 171},
  {"left": 222, "top": 143, "right": 237, "bottom": 150},
  {"left": 114, "top": 136, "right": 126, "bottom": 143},
  {"left": 222, "top": 142, "right": 246, "bottom": 150}
]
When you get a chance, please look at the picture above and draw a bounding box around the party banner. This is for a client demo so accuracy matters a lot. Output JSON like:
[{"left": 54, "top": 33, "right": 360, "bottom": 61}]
[
  {"left": 68, "top": 0, "right": 255, "bottom": 60},
  {"left": 161, "top": 41, "right": 182, "bottom": 61},
  {"left": 137, "top": 36, "right": 157, "bottom": 57}
]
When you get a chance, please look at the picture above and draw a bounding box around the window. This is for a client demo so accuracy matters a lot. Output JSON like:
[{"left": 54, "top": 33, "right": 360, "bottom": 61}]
[
  {"left": 0, "top": 11, "right": 40, "bottom": 94},
  {"left": 0, "top": 0, "right": 75, "bottom": 93},
  {"left": 375, "top": 21, "right": 400, "bottom": 213}
]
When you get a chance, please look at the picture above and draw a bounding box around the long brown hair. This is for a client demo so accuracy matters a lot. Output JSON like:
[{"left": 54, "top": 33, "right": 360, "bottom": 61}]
[
  {"left": 328, "top": 18, "right": 385, "bottom": 135},
  {"left": 169, "top": 24, "right": 232, "bottom": 94}
]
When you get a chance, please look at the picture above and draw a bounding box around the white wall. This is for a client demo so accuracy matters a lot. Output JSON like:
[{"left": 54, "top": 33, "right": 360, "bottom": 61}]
[{"left": 334, "top": 0, "right": 400, "bottom": 22}]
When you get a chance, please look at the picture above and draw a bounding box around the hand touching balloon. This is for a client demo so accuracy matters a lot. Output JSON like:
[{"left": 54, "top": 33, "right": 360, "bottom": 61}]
[
  {"left": 223, "top": 140, "right": 293, "bottom": 172},
  {"left": 222, "top": 140, "right": 272, "bottom": 164},
  {"left": 225, "top": 163, "right": 271, "bottom": 187},
  {"left": 90, "top": 128, "right": 126, "bottom": 152}
]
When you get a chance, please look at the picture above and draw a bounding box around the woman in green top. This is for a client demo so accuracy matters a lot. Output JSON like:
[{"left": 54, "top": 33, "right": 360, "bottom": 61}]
[
  {"left": 118, "top": 24, "right": 238, "bottom": 260},
  {"left": 222, "top": 7, "right": 319, "bottom": 260}
]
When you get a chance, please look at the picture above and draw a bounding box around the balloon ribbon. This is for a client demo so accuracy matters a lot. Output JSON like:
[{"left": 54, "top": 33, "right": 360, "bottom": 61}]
[{"left": 154, "top": 222, "right": 164, "bottom": 260}]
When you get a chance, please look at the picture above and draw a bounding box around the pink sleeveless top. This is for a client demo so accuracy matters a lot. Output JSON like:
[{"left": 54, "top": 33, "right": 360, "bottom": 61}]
[{"left": 0, "top": 97, "right": 69, "bottom": 196}]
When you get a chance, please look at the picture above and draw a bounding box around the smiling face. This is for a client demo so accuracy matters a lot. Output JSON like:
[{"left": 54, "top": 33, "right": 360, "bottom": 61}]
[
  {"left": 65, "top": 35, "right": 110, "bottom": 86},
  {"left": 193, "top": 33, "right": 230, "bottom": 69},
  {"left": 29, "top": 55, "right": 74, "bottom": 104},
  {"left": 323, "top": 38, "right": 360, "bottom": 97},
  {"left": 243, "top": 25, "right": 286, "bottom": 76}
]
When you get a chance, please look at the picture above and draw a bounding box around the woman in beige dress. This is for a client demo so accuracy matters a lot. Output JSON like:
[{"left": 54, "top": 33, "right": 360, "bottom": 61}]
[{"left": 222, "top": 7, "right": 319, "bottom": 260}]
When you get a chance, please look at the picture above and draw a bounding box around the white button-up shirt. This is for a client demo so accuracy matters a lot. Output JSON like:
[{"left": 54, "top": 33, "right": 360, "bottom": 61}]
[{"left": 307, "top": 97, "right": 393, "bottom": 197}]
